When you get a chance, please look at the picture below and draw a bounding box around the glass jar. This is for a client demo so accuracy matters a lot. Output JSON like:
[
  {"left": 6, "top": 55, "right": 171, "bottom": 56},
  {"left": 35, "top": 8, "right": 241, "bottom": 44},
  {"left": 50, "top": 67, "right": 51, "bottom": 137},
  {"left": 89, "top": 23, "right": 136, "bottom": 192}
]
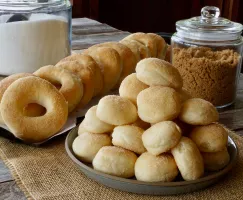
[
  {"left": 0, "top": 0, "right": 71, "bottom": 75},
  {"left": 171, "top": 6, "right": 243, "bottom": 108}
]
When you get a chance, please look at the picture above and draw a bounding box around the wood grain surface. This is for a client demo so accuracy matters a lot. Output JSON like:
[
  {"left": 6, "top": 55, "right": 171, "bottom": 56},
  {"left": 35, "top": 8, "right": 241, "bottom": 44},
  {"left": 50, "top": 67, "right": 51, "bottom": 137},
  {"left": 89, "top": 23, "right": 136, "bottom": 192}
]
[{"left": 0, "top": 18, "right": 243, "bottom": 200}]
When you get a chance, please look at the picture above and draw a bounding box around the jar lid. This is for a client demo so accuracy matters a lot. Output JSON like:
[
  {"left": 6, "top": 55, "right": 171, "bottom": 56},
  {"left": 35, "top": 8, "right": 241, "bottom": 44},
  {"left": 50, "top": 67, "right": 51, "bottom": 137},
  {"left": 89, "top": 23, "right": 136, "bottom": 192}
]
[{"left": 176, "top": 6, "right": 243, "bottom": 41}]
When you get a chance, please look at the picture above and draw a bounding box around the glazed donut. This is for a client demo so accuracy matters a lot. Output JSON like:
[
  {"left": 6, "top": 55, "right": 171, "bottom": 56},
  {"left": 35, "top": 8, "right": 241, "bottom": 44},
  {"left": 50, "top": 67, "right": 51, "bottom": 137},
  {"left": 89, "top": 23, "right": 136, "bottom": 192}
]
[
  {"left": 189, "top": 123, "right": 228, "bottom": 152},
  {"left": 0, "top": 73, "right": 46, "bottom": 124},
  {"left": 120, "top": 39, "right": 151, "bottom": 61},
  {"left": 137, "top": 86, "right": 181, "bottom": 123},
  {"left": 72, "top": 132, "right": 112, "bottom": 163},
  {"left": 82, "top": 106, "right": 114, "bottom": 134},
  {"left": 179, "top": 98, "right": 219, "bottom": 125},
  {"left": 112, "top": 125, "right": 146, "bottom": 154},
  {"left": 136, "top": 58, "right": 183, "bottom": 89},
  {"left": 57, "top": 54, "right": 103, "bottom": 96},
  {"left": 119, "top": 73, "right": 148, "bottom": 105},
  {"left": 142, "top": 121, "right": 182, "bottom": 155},
  {"left": 96, "top": 95, "right": 138, "bottom": 126},
  {"left": 147, "top": 33, "right": 167, "bottom": 59},
  {"left": 171, "top": 137, "right": 204, "bottom": 181},
  {"left": 93, "top": 146, "right": 137, "bottom": 178},
  {"left": 89, "top": 42, "right": 137, "bottom": 87},
  {"left": 56, "top": 60, "right": 95, "bottom": 108},
  {"left": 135, "top": 152, "right": 178, "bottom": 182},
  {"left": 83, "top": 47, "right": 122, "bottom": 94},
  {"left": 0, "top": 76, "right": 68, "bottom": 143},
  {"left": 34, "top": 65, "right": 83, "bottom": 113},
  {"left": 123, "top": 33, "right": 157, "bottom": 57}
]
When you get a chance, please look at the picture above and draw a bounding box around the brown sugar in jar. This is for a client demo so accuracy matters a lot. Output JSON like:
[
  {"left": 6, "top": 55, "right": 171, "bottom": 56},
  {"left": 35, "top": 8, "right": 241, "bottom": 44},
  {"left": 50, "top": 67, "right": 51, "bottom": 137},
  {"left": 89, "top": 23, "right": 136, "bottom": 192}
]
[{"left": 172, "top": 47, "right": 240, "bottom": 106}]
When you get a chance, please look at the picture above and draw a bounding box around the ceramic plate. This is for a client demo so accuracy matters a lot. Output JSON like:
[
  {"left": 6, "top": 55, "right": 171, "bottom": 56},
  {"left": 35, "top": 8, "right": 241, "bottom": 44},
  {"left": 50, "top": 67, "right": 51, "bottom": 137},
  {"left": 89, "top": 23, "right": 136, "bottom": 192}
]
[{"left": 65, "top": 126, "right": 238, "bottom": 195}]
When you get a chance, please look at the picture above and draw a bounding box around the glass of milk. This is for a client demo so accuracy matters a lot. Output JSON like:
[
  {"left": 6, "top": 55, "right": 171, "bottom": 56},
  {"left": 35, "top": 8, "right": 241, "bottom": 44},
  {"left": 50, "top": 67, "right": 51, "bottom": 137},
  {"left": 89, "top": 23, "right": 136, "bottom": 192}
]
[{"left": 0, "top": 0, "right": 72, "bottom": 75}]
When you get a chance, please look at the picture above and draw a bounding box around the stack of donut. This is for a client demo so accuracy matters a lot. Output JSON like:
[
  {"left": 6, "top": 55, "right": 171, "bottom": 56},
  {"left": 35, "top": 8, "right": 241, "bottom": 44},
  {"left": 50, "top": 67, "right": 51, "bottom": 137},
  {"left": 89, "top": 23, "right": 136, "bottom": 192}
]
[
  {"left": 72, "top": 58, "right": 230, "bottom": 182},
  {"left": 0, "top": 32, "right": 168, "bottom": 143}
]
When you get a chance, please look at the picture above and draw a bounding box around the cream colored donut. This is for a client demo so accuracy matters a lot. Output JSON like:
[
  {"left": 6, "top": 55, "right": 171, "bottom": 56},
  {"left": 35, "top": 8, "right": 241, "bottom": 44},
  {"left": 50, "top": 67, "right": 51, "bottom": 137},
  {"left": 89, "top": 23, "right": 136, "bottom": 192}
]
[
  {"left": 82, "top": 106, "right": 114, "bottom": 134},
  {"left": 112, "top": 125, "right": 146, "bottom": 154},
  {"left": 0, "top": 73, "right": 46, "bottom": 124},
  {"left": 72, "top": 132, "right": 112, "bottom": 163},
  {"left": 135, "top": 152, "right": 178, "bottom": 182},
  {"left": 137, "top": 86, "right": 181, "bottom": 123},
  {"left": 179, "top": 98, "right": 219, "bottom": 125},
  {"left": 57, "top": 53, "right": 103, "bottom": 97},
  {"left": 142, "top": 121, "right": 182, "bottom": 155},
  {"left": 131, "top": 116, "right": 150, "bottom": 130},
  {"left": 136, "top": 58, "right": 183, "bottom": 89},
  {"left": 120, "top": 39, "right": 151, "bottom": 62},
  {"left": 201, "top": 147, "right": 230, "bottom": 171},
  {"left": 93, "top": 146, "right": 137, "bottom": 178},
  {"left": 1, "top": 76, "right": 68, "bottom": 143},
  {"left": 56, "top": 60, "right": 95, "bottom": 108},
  {"left": 171, "top": 137, "right": 204, "bottom": 181},
  {"left": 119, "top": 73, "right": 148, "bottom": 105},
  {"left": 83, "top": 47, "right": 122, "bottom": 94},
  {"left": 189, "top": 123, "right": 228, "bottom": 152},
  {"left": 34, "top": 65, "right": 83, "bottom": 113},
  {"left": 96, "top": 95, "right": 137, "bottom": 126},
  {"left": 123, "top": 33, "right": 157, "bottom": 57},
  {"left": 78, "top": 121, "right": 88, "bottom": 135},
  {"left": 147, "top": 33, "right": 167, "bottom": 59},
  {"left": 90, "top": 42, "right": 137, "bottom": 87}
]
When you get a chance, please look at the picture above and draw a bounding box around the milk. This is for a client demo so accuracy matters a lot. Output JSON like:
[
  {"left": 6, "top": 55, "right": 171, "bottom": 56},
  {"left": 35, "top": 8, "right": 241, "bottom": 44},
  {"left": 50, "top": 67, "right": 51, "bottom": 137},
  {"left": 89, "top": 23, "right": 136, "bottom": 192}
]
[{"left": 0, "top": 14, "right": 70, "bottom": 75}]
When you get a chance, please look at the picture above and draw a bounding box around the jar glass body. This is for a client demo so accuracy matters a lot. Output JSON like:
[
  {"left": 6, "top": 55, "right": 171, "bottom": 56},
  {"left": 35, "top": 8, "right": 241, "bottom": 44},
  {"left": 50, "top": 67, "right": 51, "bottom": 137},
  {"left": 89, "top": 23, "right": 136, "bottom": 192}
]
[
  {"left": 0, "top": 0, "right": 72, "bottom": 75},
  {"left": 171, "top": 33, "right": 243, "bottom": 108}
]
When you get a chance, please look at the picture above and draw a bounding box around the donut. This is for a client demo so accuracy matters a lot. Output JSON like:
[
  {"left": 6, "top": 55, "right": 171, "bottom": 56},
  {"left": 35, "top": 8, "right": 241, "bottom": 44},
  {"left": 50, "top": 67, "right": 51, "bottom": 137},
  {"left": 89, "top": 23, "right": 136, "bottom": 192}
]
[
  {"left": 112, "top": 125, "right": 146, "bottom": 154},
  {"left": 120, "top": 39, "right": 151, "bottom": 62},
  {"left": 201, "top": 147, "right": 230, "bottom": 171},
  {"left": 96, "top": 95, "right": 137, "bottom": 126},
  {"left": 179, "top": 98, "right": 219, "bottom": 125},
  {"left": 147, "top": 33, "right": 167, "bottom": 59},
  {"left": 119, "top": 73, "right": 148, "bottom": 105},
  {"left": 57, "top": 53, "right": 103, "bottom": 96},
  {"left": 93, "top": 146, "right": 137, "bottom": 178},
  {"left": 137, "top": 86, "right": 181, "bottom": 123},
  {"left": 189, "top": 123, "right": 228, "bottom": 152},
  {"left": 0, "top": 73, "right": 46, "bottom": 124},
  {"left": 135, "top": 152, "right": 178, "bottom": 182},
  {"left": 131, "top": 116, "right": 150, "bottom": 130},
  {"left": 72, "top": 132, "right": 112, "bottom": 163},
  {"left": 123, "top": 33, "right": 157, "bottom": 57},
  {"left": 142, "top": 121, "right": 182, "bottom": 155},
  {"left": 136, "top": 58, "right": 183, "bottom": 89},
  {"left": 82, "top": 106, "right": 114, "bottom": 134},
  {"left": 0, "top": 76, "right": 68, "bottom": 143},
  {"left": 171, "top": 137, "right": 204, "bottom": 181},
  {"left": 34, "top": 65, "right": 83, "bottom": 113},
  {"left": 89, "top": 42, "right": 137, "bottom": 87},
  {"left": 83, "top": 47, "right": 122, "bottom": 94},
  {"left": 56, "top": 60, "right": 95, "bottom": 108}
]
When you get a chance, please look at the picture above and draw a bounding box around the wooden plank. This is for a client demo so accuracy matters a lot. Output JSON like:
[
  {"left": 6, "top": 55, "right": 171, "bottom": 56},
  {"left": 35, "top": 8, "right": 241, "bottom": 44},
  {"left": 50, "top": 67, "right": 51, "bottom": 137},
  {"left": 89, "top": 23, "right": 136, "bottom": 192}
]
[
  {"left": 0, "top": 181, "right": 26, "bottom": 200},
  {"left": 0, "top": 160, "right": 13, "bottom": 183}
]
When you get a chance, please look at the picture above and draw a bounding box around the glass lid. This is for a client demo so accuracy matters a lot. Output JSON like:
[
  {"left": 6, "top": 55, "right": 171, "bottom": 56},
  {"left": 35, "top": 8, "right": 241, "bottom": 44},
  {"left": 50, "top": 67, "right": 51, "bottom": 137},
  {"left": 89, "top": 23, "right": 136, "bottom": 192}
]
[{"left": 176, "top": 6, "right": 243, "bottom": 34}]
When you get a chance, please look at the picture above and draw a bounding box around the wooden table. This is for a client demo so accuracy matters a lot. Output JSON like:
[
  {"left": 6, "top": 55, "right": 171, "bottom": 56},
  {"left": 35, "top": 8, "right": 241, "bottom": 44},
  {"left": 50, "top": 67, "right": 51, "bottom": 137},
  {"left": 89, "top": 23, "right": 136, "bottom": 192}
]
[{"left": 0, "top": 18, "right": 243, "bottom": 200}]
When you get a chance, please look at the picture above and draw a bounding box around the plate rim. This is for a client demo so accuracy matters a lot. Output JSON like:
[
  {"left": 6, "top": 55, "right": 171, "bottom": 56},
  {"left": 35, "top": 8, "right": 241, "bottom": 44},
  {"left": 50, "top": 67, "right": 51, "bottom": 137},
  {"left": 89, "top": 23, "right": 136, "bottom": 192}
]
[{"left": 65, "top": 125, "right": 238, "bottom": 187}]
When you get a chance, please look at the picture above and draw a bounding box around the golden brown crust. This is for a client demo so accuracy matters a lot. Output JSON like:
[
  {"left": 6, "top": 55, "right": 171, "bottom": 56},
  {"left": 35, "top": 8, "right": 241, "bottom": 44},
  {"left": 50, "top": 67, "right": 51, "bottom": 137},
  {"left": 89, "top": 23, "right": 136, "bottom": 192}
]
[
  {"left": 34, "top": 65, "right": 83, "bottom": 113},
  {"left": 147, "top": 33, "right": 167, "bottom": 59},
  {"left": 0, "top": 76, "right": 68, "bottom": 143}
]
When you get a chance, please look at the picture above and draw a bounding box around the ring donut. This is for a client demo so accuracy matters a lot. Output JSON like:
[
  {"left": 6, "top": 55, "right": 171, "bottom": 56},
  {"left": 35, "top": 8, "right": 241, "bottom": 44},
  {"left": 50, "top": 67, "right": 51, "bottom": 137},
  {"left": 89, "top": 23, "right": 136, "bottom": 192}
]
[
  {"left": 0, "top": 76, "right": 68, "bottom": 143},
  {"left": 0, "top": 73, "right": 46, "bottom": 124},
  {"left": 56, "top": 60, "right": 95, "bottom": 108},
  {"left": 34, "top": 65, "right": 83, "bottom": 112},
  {"left": 57, "top": 54, "right": 103, "bottom": 96}
]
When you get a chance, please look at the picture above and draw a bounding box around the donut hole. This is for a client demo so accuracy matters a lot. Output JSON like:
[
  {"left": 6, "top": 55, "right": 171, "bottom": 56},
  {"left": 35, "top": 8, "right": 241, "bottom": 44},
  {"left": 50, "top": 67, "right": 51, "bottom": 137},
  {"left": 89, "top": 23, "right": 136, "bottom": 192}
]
[{"left": 23, "top": 103, "right": 46, "bottom": 117}]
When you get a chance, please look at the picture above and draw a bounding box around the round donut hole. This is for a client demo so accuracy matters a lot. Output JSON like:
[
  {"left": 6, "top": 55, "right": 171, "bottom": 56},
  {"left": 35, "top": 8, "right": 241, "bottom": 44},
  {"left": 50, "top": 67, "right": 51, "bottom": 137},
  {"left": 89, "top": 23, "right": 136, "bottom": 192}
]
[{"left": 23, "top": 103, "right": 47, "bottom": 117}]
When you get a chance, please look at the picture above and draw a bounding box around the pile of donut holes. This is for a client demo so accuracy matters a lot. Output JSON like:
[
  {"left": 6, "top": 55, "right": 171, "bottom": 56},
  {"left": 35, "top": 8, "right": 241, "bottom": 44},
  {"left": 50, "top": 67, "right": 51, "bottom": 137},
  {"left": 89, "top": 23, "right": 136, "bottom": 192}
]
[
  {"left": 0, "top": 33, "right": 169, "bottom": 143},
  {"left": 73, "top": 57, "right": 230, "bottom": 183}
]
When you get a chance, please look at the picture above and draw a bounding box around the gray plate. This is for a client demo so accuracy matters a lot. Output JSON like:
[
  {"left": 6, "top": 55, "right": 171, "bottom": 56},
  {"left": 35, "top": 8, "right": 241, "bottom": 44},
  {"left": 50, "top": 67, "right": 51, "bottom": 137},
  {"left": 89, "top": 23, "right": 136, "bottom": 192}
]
[{"left": 65, "top": 126, "right": 238, "bottom": 195}]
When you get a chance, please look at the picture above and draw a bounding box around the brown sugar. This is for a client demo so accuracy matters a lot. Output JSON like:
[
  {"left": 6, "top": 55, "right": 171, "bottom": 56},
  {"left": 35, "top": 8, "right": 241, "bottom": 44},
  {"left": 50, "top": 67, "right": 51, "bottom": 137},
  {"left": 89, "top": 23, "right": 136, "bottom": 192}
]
[{"left": 172, "top": 47, "right": 240, "bottom": 106}]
